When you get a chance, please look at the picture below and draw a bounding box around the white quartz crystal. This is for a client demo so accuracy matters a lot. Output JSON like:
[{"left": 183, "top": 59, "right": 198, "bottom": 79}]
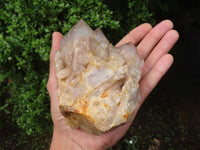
[{"left": 55, "top": 19, "right": 144, "bottom": 135}]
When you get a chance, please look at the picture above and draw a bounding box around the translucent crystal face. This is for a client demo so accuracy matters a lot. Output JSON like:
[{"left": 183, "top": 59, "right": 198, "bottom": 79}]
[{"left": 55, "top": 19, "right": 144, "bottom": 135}]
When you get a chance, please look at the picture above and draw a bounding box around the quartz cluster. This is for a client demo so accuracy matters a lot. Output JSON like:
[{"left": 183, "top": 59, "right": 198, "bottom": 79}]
[{"left": 55, "top": 19, "right": 144, "bottom": 135}]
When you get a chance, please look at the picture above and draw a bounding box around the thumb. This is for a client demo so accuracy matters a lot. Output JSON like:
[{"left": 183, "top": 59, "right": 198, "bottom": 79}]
[{"left": 47, "top": 32, "right": 63, "bottom": 92}]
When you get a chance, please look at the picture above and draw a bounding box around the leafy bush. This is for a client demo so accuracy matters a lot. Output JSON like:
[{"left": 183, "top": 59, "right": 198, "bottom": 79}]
[{"left": 0, "top": 0, "right": 157, "bottom": 149}]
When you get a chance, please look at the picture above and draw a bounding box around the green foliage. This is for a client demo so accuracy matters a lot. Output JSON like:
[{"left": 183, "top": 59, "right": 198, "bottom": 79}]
[
  {"left": 103, "top": 0, "right": 156, "bottom": 43},
  {"left": 0, "top": 0, "right": 157, "bottom": 149}
]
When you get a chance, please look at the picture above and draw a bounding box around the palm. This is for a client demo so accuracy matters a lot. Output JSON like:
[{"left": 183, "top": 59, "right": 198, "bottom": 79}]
[{"left": 47, "top": 20, "right": 179, "bottom": 149}]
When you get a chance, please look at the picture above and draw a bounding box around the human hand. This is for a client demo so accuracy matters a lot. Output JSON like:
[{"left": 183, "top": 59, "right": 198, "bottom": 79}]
[{"left": 47, "top": 20, "right": 179, "bottom": 150}]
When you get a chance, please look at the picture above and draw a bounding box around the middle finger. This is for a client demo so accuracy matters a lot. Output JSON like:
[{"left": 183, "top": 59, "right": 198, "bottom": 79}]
[{"left": 137, "top": 20, "right": 174, "bottom": 60}]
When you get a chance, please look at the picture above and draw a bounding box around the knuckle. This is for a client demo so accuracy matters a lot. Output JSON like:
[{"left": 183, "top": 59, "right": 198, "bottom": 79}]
[
  {"left": 46, "top": 79, "right": 51, "bottom": 92},
  {"left": 49, "top": 52, "right": 55, "bottom": 62},
  {"left": 149, "top": 31, "right": 160, "bottom": 41}
]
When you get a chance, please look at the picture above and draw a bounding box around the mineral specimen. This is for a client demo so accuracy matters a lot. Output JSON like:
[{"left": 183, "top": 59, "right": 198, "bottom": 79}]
[{"left": 55, "top": 19, "right": 144, "bottom": 135}]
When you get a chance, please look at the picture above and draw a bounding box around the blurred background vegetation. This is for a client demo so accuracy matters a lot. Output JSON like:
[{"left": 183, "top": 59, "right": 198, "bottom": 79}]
[{"left": 0, "top": 0, "right": 199, "bottom": 149}]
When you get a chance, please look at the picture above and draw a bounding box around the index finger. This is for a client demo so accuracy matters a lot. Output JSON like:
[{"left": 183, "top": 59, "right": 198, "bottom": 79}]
[{"left": 116, "top": 23, "right": 152, "bottom": 47}]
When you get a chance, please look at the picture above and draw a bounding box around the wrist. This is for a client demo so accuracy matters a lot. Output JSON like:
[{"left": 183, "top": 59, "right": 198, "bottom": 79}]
[{"left": 50, "top": 128, "right": 82, "bottom": 150}]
